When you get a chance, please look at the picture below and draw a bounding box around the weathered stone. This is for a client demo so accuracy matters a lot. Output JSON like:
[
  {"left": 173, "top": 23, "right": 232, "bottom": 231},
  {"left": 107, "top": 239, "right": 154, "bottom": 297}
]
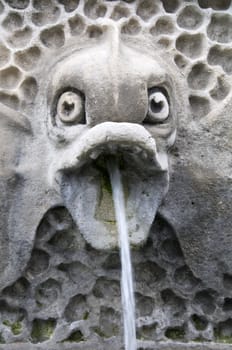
[{"left": 0, "top": 1, "right": 231, "bottom": 348}]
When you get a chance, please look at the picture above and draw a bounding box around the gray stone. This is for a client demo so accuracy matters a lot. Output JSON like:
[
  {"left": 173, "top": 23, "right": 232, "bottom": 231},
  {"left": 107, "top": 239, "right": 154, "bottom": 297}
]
[{"left": 0, "top": 0, "right": 231, "bottom": 348}]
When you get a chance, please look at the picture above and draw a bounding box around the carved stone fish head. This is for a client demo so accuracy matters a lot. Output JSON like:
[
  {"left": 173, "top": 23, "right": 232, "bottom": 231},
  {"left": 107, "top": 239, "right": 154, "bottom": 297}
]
[
  {"left": 0, "top": 22, "right": 188, "bottom": 289},
  {"left": 43, "top": 24, "right": 187, "bottom": 249}
]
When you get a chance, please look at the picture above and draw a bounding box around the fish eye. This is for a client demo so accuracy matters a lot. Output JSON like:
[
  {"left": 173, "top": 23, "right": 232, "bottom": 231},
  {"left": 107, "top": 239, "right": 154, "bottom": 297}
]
[
  {"left": 57, "top": 90, "right": 85, "bottom": 124},
  {"left": 145, "top": 88, "right": 169, "bottom": 123}
]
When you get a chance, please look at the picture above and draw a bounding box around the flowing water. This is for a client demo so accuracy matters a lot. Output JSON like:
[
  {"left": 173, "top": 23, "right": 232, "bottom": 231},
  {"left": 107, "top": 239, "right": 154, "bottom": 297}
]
[{"left": 107, "top": 158, "right": 137, "bottom": 350}]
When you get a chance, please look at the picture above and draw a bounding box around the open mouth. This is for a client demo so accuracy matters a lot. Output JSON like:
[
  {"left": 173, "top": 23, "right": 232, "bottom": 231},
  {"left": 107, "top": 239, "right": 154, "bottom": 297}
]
[{"left": 55, "top": 122, "right": 169, "bottom": 250}]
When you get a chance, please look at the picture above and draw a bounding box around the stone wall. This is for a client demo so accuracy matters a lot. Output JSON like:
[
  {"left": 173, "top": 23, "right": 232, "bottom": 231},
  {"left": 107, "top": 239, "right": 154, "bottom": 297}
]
[{"left": 0, "top": 0, "right": 231, "bottom": 349}]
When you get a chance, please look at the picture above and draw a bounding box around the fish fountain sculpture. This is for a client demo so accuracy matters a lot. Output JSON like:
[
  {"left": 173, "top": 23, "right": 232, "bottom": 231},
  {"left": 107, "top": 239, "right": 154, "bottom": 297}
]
[
  {"left": 0, "top": 2, "right": 231, "bottom": 348},
  {"left": 0, "top": 23, "right": 186, "bottom": 288}
]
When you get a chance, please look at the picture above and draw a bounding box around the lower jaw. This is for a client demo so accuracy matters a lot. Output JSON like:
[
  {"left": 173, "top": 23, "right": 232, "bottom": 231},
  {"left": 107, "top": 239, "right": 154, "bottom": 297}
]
[{"left": 60, "top": 152, "right": 169, "bottom": 250}]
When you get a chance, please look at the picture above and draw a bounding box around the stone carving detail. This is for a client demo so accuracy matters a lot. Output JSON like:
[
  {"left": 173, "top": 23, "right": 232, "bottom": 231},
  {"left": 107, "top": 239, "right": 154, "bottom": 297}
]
[
  {"left": 0, "top": 0, "right": 231, "bottom": 349},
  {"left": 46, "top": 24, "right": 183, "bottom": 250},
  {"left": 0, "top": 208, "right": 231, "bottom": 346}
]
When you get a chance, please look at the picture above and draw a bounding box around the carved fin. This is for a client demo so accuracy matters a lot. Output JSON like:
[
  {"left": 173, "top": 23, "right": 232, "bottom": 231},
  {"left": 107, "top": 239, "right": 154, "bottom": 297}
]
[{"left": 0, "top": 102, "right": 32, "bottom": 134}]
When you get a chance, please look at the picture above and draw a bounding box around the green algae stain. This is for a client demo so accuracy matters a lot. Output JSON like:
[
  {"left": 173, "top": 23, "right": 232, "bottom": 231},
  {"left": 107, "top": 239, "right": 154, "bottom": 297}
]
[
  {"left": 3, "top": 320, "right": 22, "bottom": 335},
  {"left": 31, "top": 318, "right": 56, "bottom": 343}
]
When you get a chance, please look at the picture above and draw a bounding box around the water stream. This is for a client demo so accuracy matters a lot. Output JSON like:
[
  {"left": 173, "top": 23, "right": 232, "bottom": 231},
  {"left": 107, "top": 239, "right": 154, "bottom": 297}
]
[{"left": 107, "top": 158, "right": 137, "bottom": 350}]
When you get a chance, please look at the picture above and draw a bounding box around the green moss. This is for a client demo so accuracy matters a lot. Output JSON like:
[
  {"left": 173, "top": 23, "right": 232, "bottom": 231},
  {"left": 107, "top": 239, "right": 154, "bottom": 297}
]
[
  {"left": 101, "top": 171, "right": 112, "bottom": 195},
  {"left": 216, "top": 336, "right": 232, "bottom": 344},
  {"left": 95, "top": 155, "right": 127, "bottom": 194},
  {"left": 165, "top": 327, "right": 185, "bottom": 340},
  {"left": 64, "top": 330, "right": 84, "bottom": 342},
  {"left": 214, "top": 326, "right": 232, "bottom": 344},
  {"left": 11, "top": 321, "right": 22, "bottom": 335},
  {"left": 31, "top": 318, "right": 56, "bottom": 343},
  {"left": 191, "top": 314, "right": 207, "bottom": 331},
  {"left": 104, "top": 219, "right": 116, "bottom": 224},
  {"left": 95, "top": 155, "right": 129, "bottom": 200},
  {"left": 95, "top": 158, "right": 112, "bottom": 195},
  {"left": 3, "top": 320, "right": 22, "bottom": 335},
  {"left": 215, "top": 335, "right": 232, "bottom": 344},
  {"left": 83, "top": 311, "right": 89, "bottom": 320}
]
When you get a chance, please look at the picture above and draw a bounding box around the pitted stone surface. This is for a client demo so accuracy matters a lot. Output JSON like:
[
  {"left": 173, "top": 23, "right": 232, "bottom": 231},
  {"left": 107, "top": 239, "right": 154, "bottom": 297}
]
[
  {"left": 0, "top": 209, "right": 232, "bottom": 346},
  {"left": 0, "top": 0, "right": 231, "bottom": 116},
  {"left": 0, "top": 0, "right": 231, "bottom": 348}
]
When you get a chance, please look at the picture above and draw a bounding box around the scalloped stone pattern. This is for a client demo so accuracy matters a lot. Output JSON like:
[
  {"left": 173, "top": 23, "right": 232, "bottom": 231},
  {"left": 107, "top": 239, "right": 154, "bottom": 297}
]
[
  {"left": 1, "top": 207, "right": 232, "bottom": 347},
  {"left": 0, "top": 0, "right": 230, "bottom": 118},
  {"left": 0, "top": 1, "right": 232, "bottom": 349}
]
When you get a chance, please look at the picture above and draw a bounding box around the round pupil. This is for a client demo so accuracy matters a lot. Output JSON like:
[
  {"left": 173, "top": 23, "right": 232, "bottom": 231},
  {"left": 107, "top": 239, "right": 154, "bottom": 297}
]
[
  {"left": 150, "top": 97, "right": 164, "bottom": 113},
  {"left": 62, "top": 100, "right": 75, "bottom": 116}
]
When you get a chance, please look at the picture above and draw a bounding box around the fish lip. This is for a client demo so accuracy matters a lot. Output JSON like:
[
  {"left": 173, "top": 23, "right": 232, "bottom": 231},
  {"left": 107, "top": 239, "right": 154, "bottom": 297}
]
[
  {"left": 62, "top": 144, "right": 162, "bottom": 179},
  {"left": 53, "top": 122, "right": 168, "bottom": 177}
]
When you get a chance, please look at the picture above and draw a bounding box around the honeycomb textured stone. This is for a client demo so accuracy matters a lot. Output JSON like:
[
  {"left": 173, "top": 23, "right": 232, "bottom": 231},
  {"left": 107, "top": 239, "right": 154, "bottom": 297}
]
[
  {"left": 177, "top": 5, "right": 203, "bottom": 30},
  {"left": 188, "top": 63, "right": 213, "bottom": 90},
  {"left": 0, "top": 209, "right": 231, "bottom": 346},
  {"left": 198, "top": 0, "right": 231, "bottom": 10},
  {"left": 176, "top": 33, "right": 205, "bottom": 59},
  {"left": 0, "top": 0, "right": 230, "bottom": 117},
  {"left": 0, "top": 2, "right": 231, "bottom": 349},
  {"left": 5, "top": 0, "right": 29, "bottom": 9},
  {"left": 207, "top": 14, "right": 232, "bottom": 44}
]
